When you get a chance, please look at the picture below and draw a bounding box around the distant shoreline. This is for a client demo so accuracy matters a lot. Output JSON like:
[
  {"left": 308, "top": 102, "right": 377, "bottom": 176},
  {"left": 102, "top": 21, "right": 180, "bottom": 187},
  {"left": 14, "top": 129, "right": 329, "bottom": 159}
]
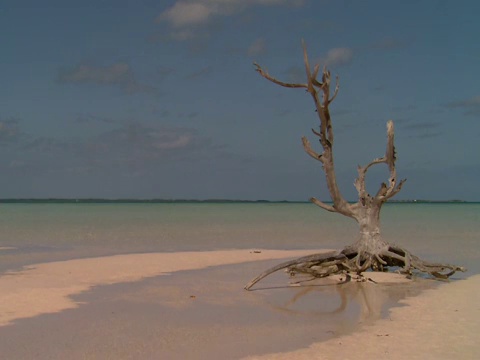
[{"left": 0, "top": 198, "right": 474, "bottom": 204}]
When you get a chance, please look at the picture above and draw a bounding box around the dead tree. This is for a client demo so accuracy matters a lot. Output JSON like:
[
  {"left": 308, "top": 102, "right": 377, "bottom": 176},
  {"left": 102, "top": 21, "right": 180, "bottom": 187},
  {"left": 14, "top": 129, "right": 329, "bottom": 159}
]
[{"left": 245, "top": 43, "right": 465, "bottom": 290}]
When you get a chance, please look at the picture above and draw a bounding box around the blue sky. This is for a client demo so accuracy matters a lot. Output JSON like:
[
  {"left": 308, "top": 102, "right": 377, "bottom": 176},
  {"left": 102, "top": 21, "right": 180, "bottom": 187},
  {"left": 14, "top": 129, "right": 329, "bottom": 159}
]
[{"left": 1, "top": 0, "right": 479, "bottom": 200}]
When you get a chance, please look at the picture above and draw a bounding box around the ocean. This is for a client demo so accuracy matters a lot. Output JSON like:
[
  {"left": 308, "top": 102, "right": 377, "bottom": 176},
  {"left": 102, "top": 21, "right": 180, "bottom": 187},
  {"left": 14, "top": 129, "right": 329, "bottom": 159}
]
[{"left": 0, "top": 202, "right": 478, "bottom": 275}]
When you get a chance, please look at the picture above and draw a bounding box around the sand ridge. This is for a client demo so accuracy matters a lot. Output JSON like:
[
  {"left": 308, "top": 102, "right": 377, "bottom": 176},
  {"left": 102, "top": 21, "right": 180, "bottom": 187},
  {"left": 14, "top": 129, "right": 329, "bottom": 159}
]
[{"left": 0, "top": 249, "right": 327, "bottom": 327}]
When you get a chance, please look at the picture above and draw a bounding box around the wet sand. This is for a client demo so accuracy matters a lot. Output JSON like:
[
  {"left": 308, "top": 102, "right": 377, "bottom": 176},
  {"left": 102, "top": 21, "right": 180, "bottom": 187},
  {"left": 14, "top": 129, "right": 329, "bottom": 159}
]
[
  {"left": 0, "top": 249, "right": 477, "bottom": 359},
  {"left": 246, "top": 274, "right": 480, "bottom": 360}
]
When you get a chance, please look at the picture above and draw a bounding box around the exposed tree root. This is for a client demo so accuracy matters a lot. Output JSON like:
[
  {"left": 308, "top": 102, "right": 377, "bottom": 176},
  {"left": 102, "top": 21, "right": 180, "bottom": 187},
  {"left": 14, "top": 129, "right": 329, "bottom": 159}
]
[{"left": 244, "top": 245, "right": 466, "bottom": 290}]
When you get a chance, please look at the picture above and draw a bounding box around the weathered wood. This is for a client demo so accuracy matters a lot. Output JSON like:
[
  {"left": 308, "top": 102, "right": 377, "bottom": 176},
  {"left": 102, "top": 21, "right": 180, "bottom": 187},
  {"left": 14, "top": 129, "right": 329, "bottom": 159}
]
[
  {"left": 244, "top": 251, "right": 345, "bottom": 290},
  {"left": 245, "top": 43, "right": 465, "bottom": 290}
]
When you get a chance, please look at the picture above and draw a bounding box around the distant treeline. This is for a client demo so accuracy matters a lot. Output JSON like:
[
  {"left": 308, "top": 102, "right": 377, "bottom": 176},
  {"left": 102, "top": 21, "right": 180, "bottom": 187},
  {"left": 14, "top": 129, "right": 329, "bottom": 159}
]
[
  {"left": 0, "top": 198, "right": 302, "bottom": 204},
  {"left": 0, "top": 198, "right": 472, "bottom": 204}
]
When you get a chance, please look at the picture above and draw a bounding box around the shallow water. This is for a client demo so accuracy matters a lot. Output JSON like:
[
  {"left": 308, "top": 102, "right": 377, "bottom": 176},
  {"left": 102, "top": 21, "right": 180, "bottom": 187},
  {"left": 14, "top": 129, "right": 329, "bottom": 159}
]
[{"left": 0, "top": 202, "right": 478, "bottom": 274}]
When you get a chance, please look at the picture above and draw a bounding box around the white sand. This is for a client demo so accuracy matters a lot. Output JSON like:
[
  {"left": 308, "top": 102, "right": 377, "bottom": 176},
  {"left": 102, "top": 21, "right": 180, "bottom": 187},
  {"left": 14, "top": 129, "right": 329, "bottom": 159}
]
[
  {"left": 0, "top": 249, "right": 325, "bottom": 327},
  {"left": 245, "top": 274, "right": 480, "bottom": 360}
]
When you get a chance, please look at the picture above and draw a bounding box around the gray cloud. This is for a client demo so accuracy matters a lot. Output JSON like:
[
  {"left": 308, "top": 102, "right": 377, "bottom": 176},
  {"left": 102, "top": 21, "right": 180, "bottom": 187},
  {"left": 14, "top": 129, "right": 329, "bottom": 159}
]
[
  {"left": 58, "top": 63, "right": 156, "bottom": 94},
  {"left": 446, "top": 95, "right": 480, "bottom": 116}
]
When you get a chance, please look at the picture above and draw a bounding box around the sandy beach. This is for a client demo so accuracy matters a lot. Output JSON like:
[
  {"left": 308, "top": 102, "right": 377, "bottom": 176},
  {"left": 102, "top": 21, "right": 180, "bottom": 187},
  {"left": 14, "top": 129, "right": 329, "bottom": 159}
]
[{"left": 0, "top": 249, "right": 478, "bottom": 359}]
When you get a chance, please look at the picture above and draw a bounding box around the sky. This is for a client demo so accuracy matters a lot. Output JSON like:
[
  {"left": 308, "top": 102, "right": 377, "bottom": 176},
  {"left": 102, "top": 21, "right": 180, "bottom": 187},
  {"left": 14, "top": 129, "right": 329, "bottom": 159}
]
[{"left": 1, "top": 0, "right": 479, "bottom": 201}]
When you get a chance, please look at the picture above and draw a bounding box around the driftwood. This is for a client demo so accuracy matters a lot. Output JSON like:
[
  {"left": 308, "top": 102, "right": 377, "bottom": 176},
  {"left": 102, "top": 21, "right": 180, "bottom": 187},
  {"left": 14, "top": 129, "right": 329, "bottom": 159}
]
[{"left": 245, "top": 43, "right": 465, "bottom": 290}]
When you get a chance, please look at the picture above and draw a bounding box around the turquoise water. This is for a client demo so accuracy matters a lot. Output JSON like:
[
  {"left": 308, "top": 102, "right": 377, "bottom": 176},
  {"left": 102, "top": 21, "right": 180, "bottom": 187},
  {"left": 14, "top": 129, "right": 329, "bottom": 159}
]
[{"left": 0, "top": 202, "right": 478, "bottom": 274}]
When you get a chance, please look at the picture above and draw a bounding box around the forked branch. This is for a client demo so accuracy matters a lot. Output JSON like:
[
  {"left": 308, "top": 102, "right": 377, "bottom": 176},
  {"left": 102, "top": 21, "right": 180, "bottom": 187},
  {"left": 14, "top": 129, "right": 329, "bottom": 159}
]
[
  {"left": 354, "top": 120, "right": 407, "bottom": 206},
  {"left": 254, "top": 42, "right": 351, "bottom": 215}
]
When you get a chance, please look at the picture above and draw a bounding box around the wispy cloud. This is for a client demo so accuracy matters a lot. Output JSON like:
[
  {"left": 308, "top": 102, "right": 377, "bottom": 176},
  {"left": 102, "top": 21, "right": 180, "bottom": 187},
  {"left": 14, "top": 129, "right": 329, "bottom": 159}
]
[
  {"left": 75, "top": 113, "right": 118, "bottom": 125},
  {"left": 158, "top": 2, "right": 214, "bottom": 28},
  {"left": 58, "top": 63, "right": 156, "bottom": 94},
  {"left": 281, "top": 45, "right": 353, "bottom": 82},
  {"left": 401, "top": 121, "right": 440, "bottom": 131},
  {"left": 247, "top": 38, "right": 267, "bottom": 57},
  {"left": 400, "top": 121, "right": 443, "bottom": 139},
  {"left": 322, "top": 47, "right": 354, "bottom": 67},
  {"left": 413, "top": 132, "right": 442, "bottom": 139},
  {"left": 391, "top": 104, "right": 417, "bottom": 113},
  {"left": 185, "top": 66, "right": 213, "bottom": 80},
  {"left": 89, "top": 123, "right": 198, "bottom": 158},
  {"left": 156, "top": 0, "right": 304, "bottom": 40},
  {"left": 284, "top": 65, "right": 304, "bottom": 83},
  {"left": 445, "top": 95, "right": 480, "bottom": 116},
  {"left": 22, "top": 137, "right": 74, "bottom": 153},
  {"left": 0, "top": 118, "right": 22, "bottom": 144},
  {"left": 156, "top": 66, "right": 176, "bottom": 81},
  {"left": 18, "top": 122, "right": 226, "bottom": 173}
]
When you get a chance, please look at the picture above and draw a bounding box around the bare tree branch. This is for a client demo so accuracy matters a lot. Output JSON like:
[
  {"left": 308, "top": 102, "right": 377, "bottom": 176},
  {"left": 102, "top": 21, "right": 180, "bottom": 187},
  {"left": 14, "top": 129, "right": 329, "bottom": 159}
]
[
  {"left": 328, "top": 75, "right": 340, "bottom": 105},
  {"left": 253, "top": 63, "right": 307, "bottom": 89},
  {"left": 311, "top": 128, "right": 321, "bottom": 137},
  {"left": 255, "top": 43, "right": 351, "bottom": 214},
  {"left": 310, "top": 197, "right": 337, "bottom": 212},
  {"left": 301, "top": 137, "right": 323, "bottom": 162}
]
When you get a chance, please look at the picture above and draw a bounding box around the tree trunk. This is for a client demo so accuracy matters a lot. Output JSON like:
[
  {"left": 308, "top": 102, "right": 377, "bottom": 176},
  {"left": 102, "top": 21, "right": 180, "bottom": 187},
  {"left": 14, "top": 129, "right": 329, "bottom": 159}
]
[{"left": 354, "top": 204, "right": 387, "bottom": 254}]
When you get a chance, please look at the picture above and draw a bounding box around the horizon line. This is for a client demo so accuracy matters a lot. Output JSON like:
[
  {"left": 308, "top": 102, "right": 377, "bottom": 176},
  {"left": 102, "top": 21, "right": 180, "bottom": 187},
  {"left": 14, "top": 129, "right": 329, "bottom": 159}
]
[{"left": 0, "top": 198, "right": 474, "bottom": 204}]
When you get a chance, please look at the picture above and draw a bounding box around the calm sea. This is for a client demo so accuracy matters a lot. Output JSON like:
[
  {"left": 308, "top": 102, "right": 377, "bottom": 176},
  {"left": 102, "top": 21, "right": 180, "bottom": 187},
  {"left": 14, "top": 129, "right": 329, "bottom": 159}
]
[{"left": 0, "top": 202, "right": 478, "bottom": 275}]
